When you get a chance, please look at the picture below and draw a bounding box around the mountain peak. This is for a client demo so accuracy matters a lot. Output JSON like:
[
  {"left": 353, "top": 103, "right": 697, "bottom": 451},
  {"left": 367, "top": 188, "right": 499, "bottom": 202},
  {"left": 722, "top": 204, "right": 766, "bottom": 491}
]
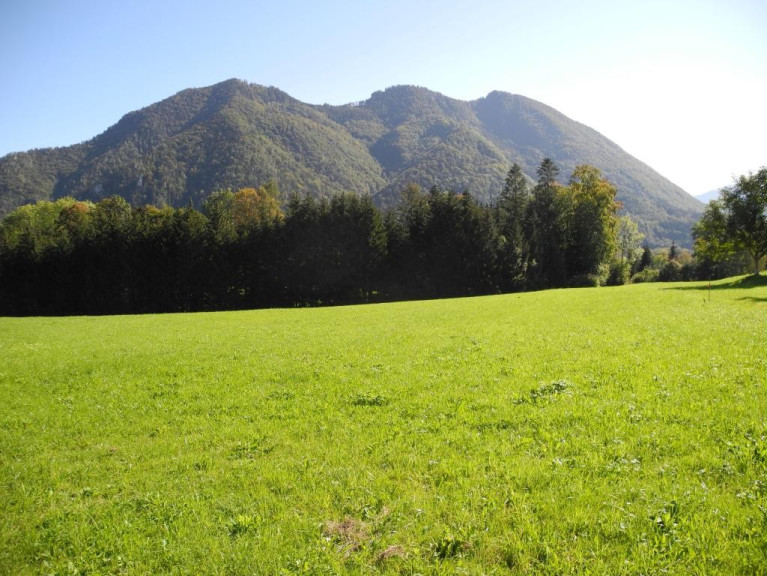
[{"left": 482, "top": 89, "right": 516, "bottom": 100}]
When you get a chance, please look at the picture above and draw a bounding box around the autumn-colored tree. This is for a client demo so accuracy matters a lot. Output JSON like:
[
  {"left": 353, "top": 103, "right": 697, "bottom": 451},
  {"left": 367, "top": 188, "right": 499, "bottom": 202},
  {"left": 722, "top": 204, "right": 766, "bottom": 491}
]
[
  {"left": 232, "top": 186, "right": 284, "bottom": 234},
  {"left": 57, "top": 200, "right": 94, "bottom": 248}
]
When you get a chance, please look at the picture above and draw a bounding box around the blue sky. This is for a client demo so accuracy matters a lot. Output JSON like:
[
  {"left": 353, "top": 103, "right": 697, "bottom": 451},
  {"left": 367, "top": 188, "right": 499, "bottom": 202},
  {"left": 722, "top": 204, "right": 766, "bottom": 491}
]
[{"left": 1, "top": 0, "right": 765, "bottom": 196}]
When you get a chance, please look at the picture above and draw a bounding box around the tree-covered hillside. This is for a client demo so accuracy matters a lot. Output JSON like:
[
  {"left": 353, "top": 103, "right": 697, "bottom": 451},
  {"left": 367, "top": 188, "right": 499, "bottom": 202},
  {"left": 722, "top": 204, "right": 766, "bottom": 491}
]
[
  {"left": 0, "top": 79, "right": 703, "bottom": 245},
  {"left": 47, "top": 80, "right": 386, "bottom": 207}
]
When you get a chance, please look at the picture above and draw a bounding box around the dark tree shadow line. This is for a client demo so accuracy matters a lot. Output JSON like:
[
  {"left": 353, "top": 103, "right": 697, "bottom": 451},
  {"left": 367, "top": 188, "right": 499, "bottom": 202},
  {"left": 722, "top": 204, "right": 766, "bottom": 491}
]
[{"left": 665, "top": 274, "right": 767, "bottom": 303}]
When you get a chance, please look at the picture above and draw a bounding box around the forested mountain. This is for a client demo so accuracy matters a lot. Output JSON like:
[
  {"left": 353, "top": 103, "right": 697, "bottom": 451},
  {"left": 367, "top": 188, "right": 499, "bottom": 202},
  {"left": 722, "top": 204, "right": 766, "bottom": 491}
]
[{"left": 0, "top": 79, "right": 702, "bottom": 245}]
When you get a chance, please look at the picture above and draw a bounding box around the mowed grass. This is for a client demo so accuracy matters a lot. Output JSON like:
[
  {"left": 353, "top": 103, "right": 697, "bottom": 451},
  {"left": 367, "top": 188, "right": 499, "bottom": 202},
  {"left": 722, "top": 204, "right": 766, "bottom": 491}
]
[{"left": 1, "top": 278, "right": 765, "bottom": 575}]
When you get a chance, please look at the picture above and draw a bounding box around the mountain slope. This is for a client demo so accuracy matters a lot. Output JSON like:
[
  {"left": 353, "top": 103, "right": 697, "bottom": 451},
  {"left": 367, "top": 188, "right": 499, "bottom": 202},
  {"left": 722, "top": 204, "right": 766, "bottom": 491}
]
[
  {"left": 0, "top": 79, "right": 702, "bottom": 245},
  {"left": 2, "top": 80, "right": 386, "bottom": 210},
  {"left": 324, "top": 86, "right": 510, "bottom": 204},
  {"left": 472, "top": 91, "right": 701, "bottom": 245}
]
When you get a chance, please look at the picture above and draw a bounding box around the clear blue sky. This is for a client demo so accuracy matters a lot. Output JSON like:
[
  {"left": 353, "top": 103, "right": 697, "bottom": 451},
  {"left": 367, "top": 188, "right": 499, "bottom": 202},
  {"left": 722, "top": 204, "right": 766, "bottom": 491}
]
[{"left": 1, "top": 0, "right": 765, "bottom": 196}]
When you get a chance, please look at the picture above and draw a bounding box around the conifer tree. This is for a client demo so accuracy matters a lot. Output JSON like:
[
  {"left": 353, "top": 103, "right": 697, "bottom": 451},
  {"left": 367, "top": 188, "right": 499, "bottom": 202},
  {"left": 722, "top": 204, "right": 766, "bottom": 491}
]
[
  {"left": 498, "top": 164, "right": 530, "bottom": 289},
  {"left": 528, "top": 158, "right": 565, "bottom": 287}
]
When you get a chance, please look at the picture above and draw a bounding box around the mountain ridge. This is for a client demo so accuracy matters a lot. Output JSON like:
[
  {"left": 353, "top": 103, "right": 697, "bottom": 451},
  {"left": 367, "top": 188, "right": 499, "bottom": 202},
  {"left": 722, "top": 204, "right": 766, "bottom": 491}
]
[
  {"left": 695, "top": 189, "right": 723, "bottom": 204},
  {"left": 0, "top": 78, "right": 702, "bottom": 245}
]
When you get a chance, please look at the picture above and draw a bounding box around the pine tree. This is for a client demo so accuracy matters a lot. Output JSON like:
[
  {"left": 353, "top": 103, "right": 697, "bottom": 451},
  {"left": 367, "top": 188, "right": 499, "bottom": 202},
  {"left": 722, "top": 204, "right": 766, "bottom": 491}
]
[
  {"left": 668, "top": 241, "right": 678, "bottom": 261},
  {"left": 528, "top": 158, "right": 565, "bottom": 287},
  {"left": 537, "top": 157, "right": 560, "bottom": 188},
  {"left": 639, "top": 243, "right": 653, "bottom": 271},
  {"left": 498, "top": 164, "right": 530, "bottom": 289}
]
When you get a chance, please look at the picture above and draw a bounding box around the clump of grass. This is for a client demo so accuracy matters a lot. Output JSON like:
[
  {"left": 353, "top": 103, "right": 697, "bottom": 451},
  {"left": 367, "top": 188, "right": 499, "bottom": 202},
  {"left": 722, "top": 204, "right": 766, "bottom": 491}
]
[
  {"left": 650, "top": 500, "right": 681, "bottom": 551},
  {"left": 475, "top": 419, "right": 515, "bottom": 432},
  {"left": 322, "top": 517, "right": 369, "bottom": 554},
  {"left": 376, "top": 544, "right": 406, "bottom": 563},
  {"left": 228, "top": 437, "right": 275, "bottom": 459},
  {"left": 349, "top": 392, "right": 389, "bottom": 407},
  {"left": 433, "top": 535, "right": 471, "bottom": 559},
  {"left": 513, "top": 379, "right": 573, "bottom": 404},
  {"left": 267, "top": 389, "right": 295, "bottom": 401}
]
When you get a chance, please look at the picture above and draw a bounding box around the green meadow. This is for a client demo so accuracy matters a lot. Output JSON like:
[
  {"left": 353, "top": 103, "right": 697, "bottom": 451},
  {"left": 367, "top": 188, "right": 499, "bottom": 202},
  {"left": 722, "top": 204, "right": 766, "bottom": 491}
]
[{"left": 1, "top": 278, "right": 765, "bottom": 575}]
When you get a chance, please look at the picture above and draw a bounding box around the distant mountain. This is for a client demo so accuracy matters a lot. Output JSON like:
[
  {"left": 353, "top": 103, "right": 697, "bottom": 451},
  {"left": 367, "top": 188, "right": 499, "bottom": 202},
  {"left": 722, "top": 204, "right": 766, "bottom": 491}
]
[
  {"left": 0, "top": 79, "right": 703, "bottom": 245},
  {"left": 695, "top": 189, "right": 722, "bottom": 204}
]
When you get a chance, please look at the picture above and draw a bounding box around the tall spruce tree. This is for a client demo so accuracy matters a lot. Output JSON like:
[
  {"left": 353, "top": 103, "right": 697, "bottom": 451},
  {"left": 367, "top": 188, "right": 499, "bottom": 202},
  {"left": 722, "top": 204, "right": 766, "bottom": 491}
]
[
  {"left": 638, "top": 243, "right": 653, "bottom": 271},
  {"left": 498, "top": 164, "right": 530, "bottom": 289},
  {"left": 537, "top": 157, "right": 560, "bottom": 188},
  {"left": 528, "top": 158, "right": 566, "bottom": 287}
]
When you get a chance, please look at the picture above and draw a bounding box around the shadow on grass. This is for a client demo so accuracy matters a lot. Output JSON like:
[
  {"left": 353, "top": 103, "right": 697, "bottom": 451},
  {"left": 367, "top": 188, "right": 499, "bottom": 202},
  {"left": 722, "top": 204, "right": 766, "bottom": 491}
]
[
  {"left": 667, "top": 274, "right": 767, "bottom": 292},
  {"left": 738, "top": 296, "right": 767, "bottom": 303}
]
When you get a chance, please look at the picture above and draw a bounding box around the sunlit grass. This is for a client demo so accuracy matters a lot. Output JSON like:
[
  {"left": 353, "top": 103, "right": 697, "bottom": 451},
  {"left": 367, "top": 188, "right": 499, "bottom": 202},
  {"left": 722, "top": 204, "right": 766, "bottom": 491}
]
[{"left": 1, "top": 277, "right": 765, "bottom": 574}]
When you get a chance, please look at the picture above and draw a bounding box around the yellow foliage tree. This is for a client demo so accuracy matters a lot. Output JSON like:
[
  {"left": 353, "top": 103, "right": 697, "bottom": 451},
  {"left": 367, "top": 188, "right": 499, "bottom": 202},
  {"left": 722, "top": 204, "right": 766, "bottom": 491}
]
[{"left": 231, "top": 186, "right": 283, "bottom": 233}]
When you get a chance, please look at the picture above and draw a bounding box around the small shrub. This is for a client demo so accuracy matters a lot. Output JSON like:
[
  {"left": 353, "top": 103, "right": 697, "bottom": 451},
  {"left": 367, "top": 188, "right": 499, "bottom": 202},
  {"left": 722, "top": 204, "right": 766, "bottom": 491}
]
[
  {"left": 631, "top": 268, "right": 659, "bottom": 283},
  {"left": 658, "top": 260, "right": 682, "bottom": 282},
  {"left": 606, "top": 261, "right": 630, "bottom": 286},
  {"left": 680, "top": 261, "right": 698, "bottom": 281}
]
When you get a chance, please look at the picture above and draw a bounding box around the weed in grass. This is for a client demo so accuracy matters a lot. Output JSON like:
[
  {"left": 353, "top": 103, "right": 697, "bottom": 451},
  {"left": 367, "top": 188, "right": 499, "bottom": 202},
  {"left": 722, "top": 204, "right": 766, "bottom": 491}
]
[
  {"left": 651, "top": 500, "right": 680, "bottom": 535},
  {"left": 228, "top": 514, "right": 257, "bottom": 537},
  {"left": 531, "top": 379, "right": 573, "bottom": 400}
]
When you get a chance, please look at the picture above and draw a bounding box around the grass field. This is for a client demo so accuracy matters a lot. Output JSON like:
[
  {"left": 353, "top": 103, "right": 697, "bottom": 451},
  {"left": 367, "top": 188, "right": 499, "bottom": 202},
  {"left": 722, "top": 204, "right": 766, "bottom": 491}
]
[{"left": 1, "top": 277, "right": 765, "bottom": 575}]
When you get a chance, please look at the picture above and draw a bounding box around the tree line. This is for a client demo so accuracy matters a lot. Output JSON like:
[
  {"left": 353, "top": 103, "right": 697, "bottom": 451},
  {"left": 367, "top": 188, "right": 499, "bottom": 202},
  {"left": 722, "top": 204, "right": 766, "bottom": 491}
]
[{"left": 0, "top": 159, "right": 755, "bottom": 316}]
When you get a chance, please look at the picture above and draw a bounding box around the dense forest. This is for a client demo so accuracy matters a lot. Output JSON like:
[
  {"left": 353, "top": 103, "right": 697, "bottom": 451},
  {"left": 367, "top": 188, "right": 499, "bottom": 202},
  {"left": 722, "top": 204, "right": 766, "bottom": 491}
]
[
  {"left": 1, "top": 159, "right": 742, "bottom": 316},
  {"left": 0, "top": 79, "right": 703, "bottom": 247}
]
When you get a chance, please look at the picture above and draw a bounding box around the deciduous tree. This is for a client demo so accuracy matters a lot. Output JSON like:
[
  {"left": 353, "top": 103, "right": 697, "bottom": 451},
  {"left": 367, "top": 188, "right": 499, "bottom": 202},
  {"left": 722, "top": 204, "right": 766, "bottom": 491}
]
[
  {"left": 566, "top": 165, "right": 619, "bottom": 280},
  {"left": 693, "top": 168, "right": 767, "bottom": 275},
  {"left": 616, "top": 216, "right": 644, "bottom": 267}
]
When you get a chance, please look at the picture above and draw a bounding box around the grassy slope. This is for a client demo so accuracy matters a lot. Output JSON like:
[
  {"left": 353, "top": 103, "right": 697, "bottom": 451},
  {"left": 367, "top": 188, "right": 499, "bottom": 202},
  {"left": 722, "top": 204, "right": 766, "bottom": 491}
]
[{"left": 1, "top": 279, "right": 765, "bottom": 574}]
